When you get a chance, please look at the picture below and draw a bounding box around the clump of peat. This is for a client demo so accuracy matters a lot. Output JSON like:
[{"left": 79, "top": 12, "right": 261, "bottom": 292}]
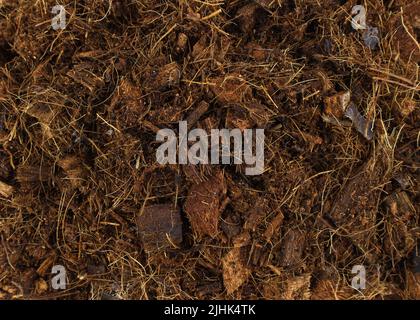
[{"left": 0, "top": 0, "right": 418, "bottom": 300}]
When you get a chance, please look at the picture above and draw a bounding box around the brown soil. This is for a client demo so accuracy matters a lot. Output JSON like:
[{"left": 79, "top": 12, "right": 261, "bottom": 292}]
[{"left": 0, "top": 0, "right": 419, "bottom": 300}]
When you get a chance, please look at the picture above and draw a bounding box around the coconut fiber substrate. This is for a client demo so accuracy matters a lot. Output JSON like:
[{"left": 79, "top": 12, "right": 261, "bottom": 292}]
[{"left": 0, "top": 0, "right": 419, "bottom": 300}]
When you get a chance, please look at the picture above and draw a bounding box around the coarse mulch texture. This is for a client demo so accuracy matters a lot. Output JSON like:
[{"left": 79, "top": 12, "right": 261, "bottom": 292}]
[{"left": 0, "top": 0, "right": 419, "bottom": 299}]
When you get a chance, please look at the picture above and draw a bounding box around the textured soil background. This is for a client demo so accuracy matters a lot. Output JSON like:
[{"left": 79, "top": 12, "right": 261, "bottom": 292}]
[{"left": 0, "top": 0, "right": 419, "bottom": 300}]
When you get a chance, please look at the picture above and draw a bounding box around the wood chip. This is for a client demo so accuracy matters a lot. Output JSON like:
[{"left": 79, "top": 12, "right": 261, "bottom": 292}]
[
  {"left": 0, "top": 180, "right": 14, "bottom": 197},
  {"left": 263, "top": 211, "right": 284, "bottom": 242},
  {"left": 186, "top": 101, "right": 209, "bottom": 129},
  {"left": 222, "top": 248, "right": 250, "bottom": 295},
  {"left": 278, "top": 229, "right": 306, "bottom": 267},
  {"left": 137, "top": 204, "right": 183, "bottom": 252},
  {"left": 184, "top": 170, "right": 227, "bottom": 238}
]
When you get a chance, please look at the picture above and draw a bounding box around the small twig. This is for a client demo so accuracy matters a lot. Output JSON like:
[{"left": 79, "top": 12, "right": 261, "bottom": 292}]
[{"left": 201, "top": 9, "right": 222, "bottom": 21}]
